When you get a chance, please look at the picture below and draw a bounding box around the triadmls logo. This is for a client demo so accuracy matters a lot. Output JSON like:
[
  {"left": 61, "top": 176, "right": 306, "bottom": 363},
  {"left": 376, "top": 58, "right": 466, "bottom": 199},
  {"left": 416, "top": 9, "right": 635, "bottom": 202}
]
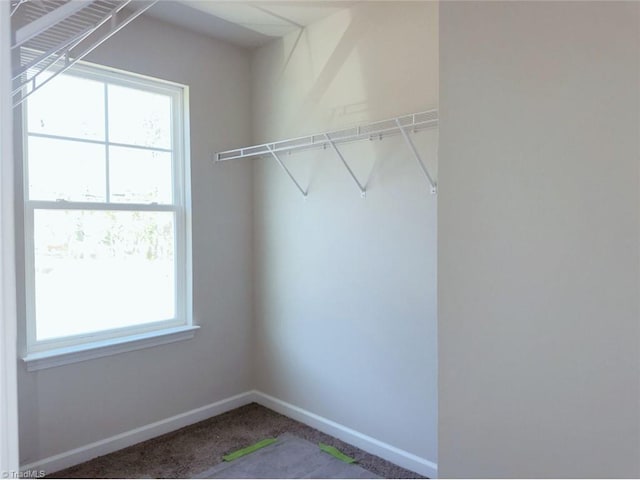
[{"left": 1, "top": 471, "right": 46, "bottom": 479}]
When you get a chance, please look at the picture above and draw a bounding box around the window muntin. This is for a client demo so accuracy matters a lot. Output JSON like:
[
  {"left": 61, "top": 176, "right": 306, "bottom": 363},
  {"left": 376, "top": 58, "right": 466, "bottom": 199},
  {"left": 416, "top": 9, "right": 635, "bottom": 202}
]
[{"left": 23, "top": 63, "right": 191, "bottom": 354}]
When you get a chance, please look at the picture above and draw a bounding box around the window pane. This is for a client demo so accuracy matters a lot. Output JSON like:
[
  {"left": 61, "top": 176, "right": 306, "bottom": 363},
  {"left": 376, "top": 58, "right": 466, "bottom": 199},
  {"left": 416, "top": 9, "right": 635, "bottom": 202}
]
[
  {"left": 33, "top": 209, "right": 176, "bottom": 341},
  {"left": 108, "top": 84, "right": 171, "bottom": 149},
  {"left": 27, "top": 73, "right": 105, "bottom": 141},
  {"left": 109, "top": 146, "right": 172, "bottom": 204},
  {"left": 28, "top": 136, "right": 106, "bottom": 202}
]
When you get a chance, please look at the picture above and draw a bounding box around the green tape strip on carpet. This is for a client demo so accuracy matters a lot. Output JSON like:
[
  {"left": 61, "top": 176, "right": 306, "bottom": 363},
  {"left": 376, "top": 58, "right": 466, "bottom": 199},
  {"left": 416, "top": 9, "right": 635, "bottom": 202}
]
[
  {"left": 318, "top": 443, "right": 356, "bottom": 464},
  {"left": 223, "top": 438, "right": 278, "bottom": 462}
]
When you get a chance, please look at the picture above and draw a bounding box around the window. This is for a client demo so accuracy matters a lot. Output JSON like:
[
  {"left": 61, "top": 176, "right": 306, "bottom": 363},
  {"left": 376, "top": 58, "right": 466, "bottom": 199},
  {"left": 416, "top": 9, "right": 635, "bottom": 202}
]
[{"left": 22, "top": 62, "right": 194, "bottom": 368}]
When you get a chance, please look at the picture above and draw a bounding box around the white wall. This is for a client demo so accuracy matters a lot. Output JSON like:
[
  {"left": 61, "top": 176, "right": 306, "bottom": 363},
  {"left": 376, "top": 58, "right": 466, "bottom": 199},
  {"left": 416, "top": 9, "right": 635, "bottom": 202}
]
[
  {"left": 16, "top": 16, "right": 255, "bottom": 465},
  {"left": 251, "top": 1, "right": 438, "bottom": 472},
  {"left": 1, "top": 0, "right": 20, "bottom": 473},
  {"left": 438, "top": 2, "right": 640, "bottom": 477}
]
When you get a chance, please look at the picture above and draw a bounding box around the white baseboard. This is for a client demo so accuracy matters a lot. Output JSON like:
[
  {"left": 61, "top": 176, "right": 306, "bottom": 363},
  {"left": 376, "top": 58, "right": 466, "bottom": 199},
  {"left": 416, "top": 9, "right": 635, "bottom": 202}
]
[
  {"left": 252, "top": 390, "right": 438, "bottom": 478},
  {"left": 21, "top": 390, "right": 438, "bottom": 479},
  {"left": 20, "top": 391, "right": 257, "bottom": 475}
]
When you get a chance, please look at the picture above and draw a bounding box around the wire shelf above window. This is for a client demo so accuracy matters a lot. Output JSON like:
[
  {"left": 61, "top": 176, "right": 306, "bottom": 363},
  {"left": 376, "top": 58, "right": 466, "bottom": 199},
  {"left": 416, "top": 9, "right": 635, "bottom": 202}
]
[{"left": 11, "top": 0, "right": 157, "bottom": 107}]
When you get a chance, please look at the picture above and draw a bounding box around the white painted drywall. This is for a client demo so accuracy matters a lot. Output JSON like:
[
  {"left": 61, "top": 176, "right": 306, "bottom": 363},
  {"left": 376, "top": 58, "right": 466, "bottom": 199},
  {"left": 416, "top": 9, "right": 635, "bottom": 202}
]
[
  {"left": 15, "top": 16, "right": 255, "bottom": 465},
  {"left": 251, "top": 1, "right": 438, "bottom": 470},
  {"left": 1, "top": 0, "right": 20, "bottom": 473},
  {"left": 438, "top": 2, "right": 640, "bottom": 477}
]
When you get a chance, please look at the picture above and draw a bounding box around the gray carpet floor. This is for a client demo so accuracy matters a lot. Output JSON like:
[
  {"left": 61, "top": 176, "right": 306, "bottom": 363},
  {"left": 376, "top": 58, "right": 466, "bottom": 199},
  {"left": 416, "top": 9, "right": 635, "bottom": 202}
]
[{"left": 49, "top": 403, "right": 425, "bottom": 479}]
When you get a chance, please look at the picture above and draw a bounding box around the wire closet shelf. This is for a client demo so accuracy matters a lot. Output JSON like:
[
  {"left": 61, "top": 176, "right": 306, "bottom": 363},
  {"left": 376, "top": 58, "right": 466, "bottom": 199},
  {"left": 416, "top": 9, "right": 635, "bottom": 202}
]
[
  {"left": 215, "top": 110, "right": 439, "bottom": 197},
  {"left": 10, "top": 0, "right": 157, "bottom": 107}
]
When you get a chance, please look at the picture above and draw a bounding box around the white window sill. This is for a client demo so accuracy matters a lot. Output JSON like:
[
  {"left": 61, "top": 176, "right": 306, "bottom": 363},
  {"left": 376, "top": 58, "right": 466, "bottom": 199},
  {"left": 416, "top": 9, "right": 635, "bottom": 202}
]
[{"left": 23, "top": 325, "right": 200, "bottom": 372}]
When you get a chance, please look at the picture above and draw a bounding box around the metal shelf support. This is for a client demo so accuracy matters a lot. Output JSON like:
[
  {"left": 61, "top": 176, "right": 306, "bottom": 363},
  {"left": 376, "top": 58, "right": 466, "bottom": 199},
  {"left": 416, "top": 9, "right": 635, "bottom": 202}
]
[
  {"left": 395, "top": 118, "right": 437, "bottom": 194},
  {"left": 10, "top": 0, "right": 28, "bottom": 17},
  {"left": 215, "top": 110, "right": 438, "bottom": 197},
  {"left": 267, "top": 145, "right": 308, "bottom": 198},
  {"left": 12, "top": 0, "right": 157, "bottom": 107},
  {"left": 324, "top": 133, "right": 366, "bottom": 198}
]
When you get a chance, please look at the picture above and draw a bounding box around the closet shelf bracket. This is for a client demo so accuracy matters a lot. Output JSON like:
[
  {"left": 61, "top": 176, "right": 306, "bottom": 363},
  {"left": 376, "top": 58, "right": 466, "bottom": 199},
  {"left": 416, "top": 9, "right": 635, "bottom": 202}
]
[
  {"left": 395, "top": 118, "right": 437, "bottom": 194},
  {"left": 267, "top": 145, "right": 308, "bottom": 198},
  {"left": 324, "top": 133, "right": 367, "bottom": 198},
  {"left": 11, "top": 0, "right": 158, "bottom": 107},
  {"left": 214, "top": 110, "right": 438, "bottom": 197}
]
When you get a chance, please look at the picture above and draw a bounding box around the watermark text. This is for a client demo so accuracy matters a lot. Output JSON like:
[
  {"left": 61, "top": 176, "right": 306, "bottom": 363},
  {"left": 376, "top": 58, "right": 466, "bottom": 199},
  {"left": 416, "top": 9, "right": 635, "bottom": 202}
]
[{"left": 1, "top": 471, "right": 46, "bottom": 479}]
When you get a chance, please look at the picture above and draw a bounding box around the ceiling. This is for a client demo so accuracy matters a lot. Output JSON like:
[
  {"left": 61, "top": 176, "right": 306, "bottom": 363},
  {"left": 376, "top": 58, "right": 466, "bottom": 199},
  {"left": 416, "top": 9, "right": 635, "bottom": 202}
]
[{"left": 145, "top": 1, "right": 354, "bottom": 48}]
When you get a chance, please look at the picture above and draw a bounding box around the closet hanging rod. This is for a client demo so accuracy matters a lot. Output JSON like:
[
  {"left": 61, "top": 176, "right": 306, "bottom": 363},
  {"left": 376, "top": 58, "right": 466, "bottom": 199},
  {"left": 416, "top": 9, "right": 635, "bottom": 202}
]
[{"left": 215, "top": 109, "right": 438, "bottom": 162}]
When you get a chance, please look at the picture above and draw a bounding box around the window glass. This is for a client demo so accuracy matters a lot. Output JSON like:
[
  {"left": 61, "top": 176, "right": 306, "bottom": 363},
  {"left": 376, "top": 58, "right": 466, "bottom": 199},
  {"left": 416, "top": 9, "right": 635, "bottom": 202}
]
[
  {"left": 108, "top": 84, "right": 172, "bottom": 149},
  {"left": 23, "top": 63, "right": 190, "bottom": 355},
  {"left": 27, "top": 136, "right": 106, "bottom": 202},
  {"left": 27, "top": 73, "right": 105, "bottom": 141},
  {"left": 109, "top": 146, "right": 173, "bottom": 204},
  {"left": 33, "top": 209, "right": 176, "bottom": 341}
]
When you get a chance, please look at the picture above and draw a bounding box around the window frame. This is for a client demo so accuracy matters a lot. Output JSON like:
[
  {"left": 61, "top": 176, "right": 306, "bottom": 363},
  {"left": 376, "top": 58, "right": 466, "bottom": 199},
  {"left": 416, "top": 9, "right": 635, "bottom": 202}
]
[{"left": 21, "top": 60, "right": 194, "bottom": 361}]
